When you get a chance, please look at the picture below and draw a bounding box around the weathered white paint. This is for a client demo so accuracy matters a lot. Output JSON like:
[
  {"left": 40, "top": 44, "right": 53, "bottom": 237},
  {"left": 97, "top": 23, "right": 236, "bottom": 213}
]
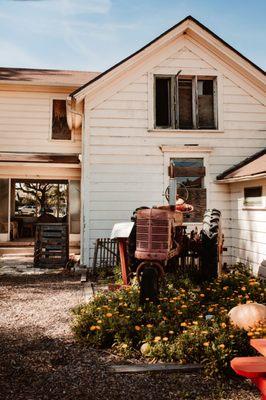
[
  {"left": 82, "top": 31, "right": 266, "bottom": 267},
  {"left": 0, "top": 85, "right": 82, "bottom": 242},
  {"left": 228, "top": 178, "right": 266, "bottom": 274}
]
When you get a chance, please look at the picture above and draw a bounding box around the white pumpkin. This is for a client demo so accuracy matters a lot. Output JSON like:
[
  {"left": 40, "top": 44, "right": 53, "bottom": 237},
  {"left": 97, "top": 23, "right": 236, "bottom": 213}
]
[
  {"left": 228, "top": 303, "right": 266, "bottom": 331},
  {"left": 140, "top": 342, "right": 151, "bottom": 356}
]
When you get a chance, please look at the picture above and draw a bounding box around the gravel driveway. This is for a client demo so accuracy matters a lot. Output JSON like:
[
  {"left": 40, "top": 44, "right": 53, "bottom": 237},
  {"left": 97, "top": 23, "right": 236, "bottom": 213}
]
[{"left": 0, "top": 269, "right": 260, "bottom": 400}]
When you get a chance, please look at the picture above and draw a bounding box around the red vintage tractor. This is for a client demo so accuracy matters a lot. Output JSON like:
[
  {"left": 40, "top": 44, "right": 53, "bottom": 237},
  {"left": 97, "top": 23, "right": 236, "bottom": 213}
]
[{"left": 111, "top": 170, "right": 224, "bottom": 303}]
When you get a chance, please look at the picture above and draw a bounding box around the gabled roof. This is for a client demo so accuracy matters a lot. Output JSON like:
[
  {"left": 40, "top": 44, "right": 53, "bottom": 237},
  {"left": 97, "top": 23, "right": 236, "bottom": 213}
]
[
  {"left": 70, "top": 15, "right": 265, "bottom": 100},
  {"left": 0, "top": 67, "right": 100, "bottom": 87},
  {"left": 217, "top": 149, "right": 266, "bottom": 182}
]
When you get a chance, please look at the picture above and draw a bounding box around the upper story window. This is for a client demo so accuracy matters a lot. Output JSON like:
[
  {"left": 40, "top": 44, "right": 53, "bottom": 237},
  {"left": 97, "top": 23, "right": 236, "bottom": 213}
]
[
  {"left": 155, "top": 75, "right": 217, "bottom": 130},
  {"left": 52, "top": 99, "right": 71, "bottom": 140}
]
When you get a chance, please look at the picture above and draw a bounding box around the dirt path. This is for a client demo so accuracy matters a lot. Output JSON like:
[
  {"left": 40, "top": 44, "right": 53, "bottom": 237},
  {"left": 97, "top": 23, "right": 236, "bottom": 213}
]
[{"left": 0, "top": 272, "right": 260, "bottom": 400}]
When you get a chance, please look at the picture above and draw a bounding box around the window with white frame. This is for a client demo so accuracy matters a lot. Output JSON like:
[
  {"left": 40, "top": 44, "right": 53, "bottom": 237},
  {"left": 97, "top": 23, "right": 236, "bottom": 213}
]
[
  {"left": 154, "top": 75, "right": 217, "bottom": 130},
  {"left": 170, "top": 158, "right": 206, "bottom": 222},
  {"left": 244, "top": 186, "right": 263, "bottom": 207}
]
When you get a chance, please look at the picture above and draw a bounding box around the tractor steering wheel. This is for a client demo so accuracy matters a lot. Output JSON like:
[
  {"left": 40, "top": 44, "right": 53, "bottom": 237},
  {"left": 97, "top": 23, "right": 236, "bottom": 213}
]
[{"left": 164, "top": 182, "right": 189, "bottom": 203}]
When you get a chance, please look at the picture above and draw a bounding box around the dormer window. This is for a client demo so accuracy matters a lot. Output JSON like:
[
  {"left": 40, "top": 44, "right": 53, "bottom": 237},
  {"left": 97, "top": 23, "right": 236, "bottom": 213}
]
[
  {"left": 52, "top": 99, "right": 71, "bottom": 140},
  {"left": 154, "top": 75, "right": 217, "bottom": 130}
]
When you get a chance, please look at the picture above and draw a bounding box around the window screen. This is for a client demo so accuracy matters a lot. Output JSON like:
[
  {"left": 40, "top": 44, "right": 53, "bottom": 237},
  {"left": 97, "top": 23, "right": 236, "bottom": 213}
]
[
  {"left": 52, "top": 100, "right": 71, "bottom": 140},
  {"left": 155, "top": 77, "right": 171, "bottom": 127}
]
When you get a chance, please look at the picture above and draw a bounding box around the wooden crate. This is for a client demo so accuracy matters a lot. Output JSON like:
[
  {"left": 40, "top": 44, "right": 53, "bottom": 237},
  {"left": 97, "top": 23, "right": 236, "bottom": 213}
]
[{"left": 34, "top": 223, "right": 69, "bottom": 268}]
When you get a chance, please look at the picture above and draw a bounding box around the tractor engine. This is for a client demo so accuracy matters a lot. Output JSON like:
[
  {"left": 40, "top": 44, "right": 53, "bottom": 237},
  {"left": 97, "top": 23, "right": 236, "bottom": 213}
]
[{"left": 135, "top": 207, "right": 183, "bottom": 261}]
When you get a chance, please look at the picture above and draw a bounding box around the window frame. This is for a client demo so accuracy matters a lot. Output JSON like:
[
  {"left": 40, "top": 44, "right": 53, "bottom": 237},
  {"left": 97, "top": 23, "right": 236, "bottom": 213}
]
[
  {"left": 243, "top": 186, "right": 265, "bottom": 209},
  {"left": 149, "top": 73, "right": 222, "bottom": 132},
  {"left": 163, "top": 151, "right": 211, "bottom": 225},
  {"left": 50, "top": 97, "right": 73, "bottom": 142}
]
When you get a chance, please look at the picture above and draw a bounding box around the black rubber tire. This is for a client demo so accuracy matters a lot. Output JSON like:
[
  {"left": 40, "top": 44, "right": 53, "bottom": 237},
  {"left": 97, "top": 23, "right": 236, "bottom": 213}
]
[
  {"left": 139, "top": 264, "right": 160, "bottom": 304},
  {"left": 200, "top": 209, "right": 221, "bottom": 280}
]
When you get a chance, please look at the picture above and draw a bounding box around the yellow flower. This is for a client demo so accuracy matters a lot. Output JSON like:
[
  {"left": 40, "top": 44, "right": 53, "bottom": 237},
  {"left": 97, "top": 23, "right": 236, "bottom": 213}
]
[
  {"left": 229, "top": 335, "right": 234, "bottom": 338},
  {"left": 203, "top": 342, "right": 210, "bottom": 347},
  {"left": 137, "top": 307, "right": 142, "bottom": 312},
  {"left": 90, "top": 326, "right": 96, "bottom": 331},
  {"left": 146, "top": 324, "right": 153, "bottom": 329},
  {"left": 169, "top": 330, "right": 174, "bottom": 335},
  {"left": 208, "top": 308, "right": 214, "bottom": 312},
  {"left": 221, "top": 323, "right": 227, "bottom": 328},
  {"left": 219, "top": 344, "right": 225, "bottom": 349},
  {"left": 193, "top": 321, "right": 198, "bottom": 325},
  {"left": 121, "top": 344, "right": 128, "bottom": 349},
  {"left": 201, "top": 331, "right": 208, "bottom": 334},
  {"left": 247, "top": 332, "right": 254, "bottom": 337},
  {"left": 163, "top": 337, "right": 169, "bottom": 342},
  {"left": 154, "top": 336, "right": 161, "bottom": 342},
  {"left": 106, "top": 312, "right": 113, "bottom": 318},
  {"left": 97, "top": 320, "right": 102, "bottom": 324},
  {"left": 180, "top": 322, "right": 187, "bottom": 327},
  {"left": 135, "top": 325, "right": 141, "bottom": 331}
]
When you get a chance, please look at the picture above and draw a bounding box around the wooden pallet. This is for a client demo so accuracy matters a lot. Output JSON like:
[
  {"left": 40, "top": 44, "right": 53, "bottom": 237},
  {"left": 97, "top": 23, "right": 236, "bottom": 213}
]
[{"left": 34, "top": 223, "right": 69, "bottom": 268}]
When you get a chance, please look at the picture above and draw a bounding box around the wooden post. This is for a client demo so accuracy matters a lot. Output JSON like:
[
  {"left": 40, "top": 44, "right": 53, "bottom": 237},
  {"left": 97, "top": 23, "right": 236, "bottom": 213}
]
[{"left": 118, "top": 238, "right": 129, "bottom": 285}]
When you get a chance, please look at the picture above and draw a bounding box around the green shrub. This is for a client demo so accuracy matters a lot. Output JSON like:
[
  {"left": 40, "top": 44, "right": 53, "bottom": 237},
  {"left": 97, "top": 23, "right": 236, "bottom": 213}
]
[{"left": 71, "top": 265, "right": 266, "bottom": 377}]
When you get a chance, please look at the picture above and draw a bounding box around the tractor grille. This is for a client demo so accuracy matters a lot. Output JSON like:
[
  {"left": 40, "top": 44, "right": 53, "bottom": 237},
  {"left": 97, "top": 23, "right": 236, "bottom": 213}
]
[{"left": 136, "top": 214, "right": 170, "bottom": 252}]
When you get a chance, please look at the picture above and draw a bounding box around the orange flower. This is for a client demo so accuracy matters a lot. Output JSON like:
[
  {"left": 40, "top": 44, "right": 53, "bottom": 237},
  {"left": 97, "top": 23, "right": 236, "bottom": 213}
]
[
  {"left": 135, "top": 325, "right": 141, "bottom": 331},
  {"left": 154, "top": 336, "right": 161, "bottom": 342},
  {"left": 221, "top": 322, "right": 227, "bottom": 328},
  {"left": 106, "top": 312, "right": 113, "bottom": 318},
  {"left": 90, "top": 326, "right": 96, "bottom": 331},
  {"left": 200, "top": 294, "right": 205, "bottom": 298},
  {"left": 219, "top": 344, "right": 225, "bottom": 349},
  {"left": 203, "top": 342, "right": 210, "bottom": 347},
  {"left": 180, "top": 322, "right": 187, "bottom": 327}
]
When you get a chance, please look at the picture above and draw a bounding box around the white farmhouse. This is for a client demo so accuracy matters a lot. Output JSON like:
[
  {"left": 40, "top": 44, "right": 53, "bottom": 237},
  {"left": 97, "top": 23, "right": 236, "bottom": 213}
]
[{"left": 0, "top": 16, "right": 265, "bottom": 273}]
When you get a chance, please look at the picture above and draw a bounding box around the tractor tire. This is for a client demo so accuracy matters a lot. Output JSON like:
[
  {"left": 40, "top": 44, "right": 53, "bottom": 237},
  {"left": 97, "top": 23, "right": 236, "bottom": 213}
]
[{"left": 200, "top": 209, "right": 223, "bottom": 280}]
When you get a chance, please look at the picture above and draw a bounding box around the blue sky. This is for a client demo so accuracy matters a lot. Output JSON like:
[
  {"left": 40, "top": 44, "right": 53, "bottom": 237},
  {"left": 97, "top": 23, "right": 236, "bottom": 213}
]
[{"left": 0, "top": 0, "right": 265, "bottom": 72}]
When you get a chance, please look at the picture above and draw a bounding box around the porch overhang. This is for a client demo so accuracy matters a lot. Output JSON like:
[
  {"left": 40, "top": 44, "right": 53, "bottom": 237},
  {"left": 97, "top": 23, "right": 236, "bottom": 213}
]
[{"left": 0, "top": 152, "right": 80, "bottom": 165}]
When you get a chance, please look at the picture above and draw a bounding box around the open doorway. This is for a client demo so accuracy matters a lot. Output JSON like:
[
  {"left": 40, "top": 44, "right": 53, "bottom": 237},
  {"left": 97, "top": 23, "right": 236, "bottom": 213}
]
[
  {"left": 0, "top": 178, "right": 80, "bottom": 244},
  {"left": 11, "top": 180, "right": 68, "bottom": 240}
]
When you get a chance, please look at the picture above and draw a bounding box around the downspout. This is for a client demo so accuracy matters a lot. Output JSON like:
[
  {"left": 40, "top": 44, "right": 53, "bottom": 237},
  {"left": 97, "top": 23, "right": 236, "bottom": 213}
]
[{"left": 67, "top": 96, "right": 86, "bottom": 265}]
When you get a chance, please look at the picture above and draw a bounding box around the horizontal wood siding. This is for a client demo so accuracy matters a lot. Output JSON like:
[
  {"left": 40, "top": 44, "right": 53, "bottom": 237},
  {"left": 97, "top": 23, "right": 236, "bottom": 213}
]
[
  {"left": 0, "top": 89, "right": 81, "bottom": 154},
  {"left": 229, "top": 179, "right": 266, "bottom": 273},
  {"left": 84, "top": 43, "right": 266, "bottom": 266}
]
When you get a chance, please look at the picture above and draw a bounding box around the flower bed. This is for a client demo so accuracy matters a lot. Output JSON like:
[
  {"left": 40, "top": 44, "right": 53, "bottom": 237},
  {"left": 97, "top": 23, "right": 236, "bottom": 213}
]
[{"left": 71, "top": 265, "right": 266, "bottom": 376}]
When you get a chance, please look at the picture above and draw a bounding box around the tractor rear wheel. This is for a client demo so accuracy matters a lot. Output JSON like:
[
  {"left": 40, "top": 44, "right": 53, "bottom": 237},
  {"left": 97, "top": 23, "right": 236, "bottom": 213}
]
[{"left": 200, "top": 209, "right": 223, "bottom": 280}]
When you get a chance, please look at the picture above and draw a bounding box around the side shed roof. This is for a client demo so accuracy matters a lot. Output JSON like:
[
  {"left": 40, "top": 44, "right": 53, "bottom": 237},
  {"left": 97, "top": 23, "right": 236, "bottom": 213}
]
[{"left": 216, "top": 149, "right": 266, "bottom": 183}]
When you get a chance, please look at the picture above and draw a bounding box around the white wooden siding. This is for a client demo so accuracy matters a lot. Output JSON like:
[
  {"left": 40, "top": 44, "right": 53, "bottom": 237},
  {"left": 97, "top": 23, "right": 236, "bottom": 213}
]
[
  {"left": 0, "top": 89, "right": 81, "bottom": 154},
  {"left": 83, "top": 41, "right": 266, "bottom": 266},
  {"left": 228, "top": 179, "right": 266, "bottom": 273}
]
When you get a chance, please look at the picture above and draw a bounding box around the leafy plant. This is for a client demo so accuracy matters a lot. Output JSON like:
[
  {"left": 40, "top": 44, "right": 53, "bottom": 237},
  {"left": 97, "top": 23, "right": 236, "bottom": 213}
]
[{"left": 71, "top": 265, "right": 266, "bottom": 377}]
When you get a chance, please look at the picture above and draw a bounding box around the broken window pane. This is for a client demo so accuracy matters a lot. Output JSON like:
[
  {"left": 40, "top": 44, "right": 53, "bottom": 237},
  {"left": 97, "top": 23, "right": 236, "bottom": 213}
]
[
  {"left": 170, "top": 158, "right": 206, "bottom": 222},
  {"left": 178, "top": 79, "right": 193, "bottom": 129},
  {"left": 197, "top": 80, "right": 215, "bottom": 129},
  {"left": 155, "top": 77, "right": 171, "bottom": 127},
  {"left": 52, "top": 99, "right": 71, "bottom": 140}
]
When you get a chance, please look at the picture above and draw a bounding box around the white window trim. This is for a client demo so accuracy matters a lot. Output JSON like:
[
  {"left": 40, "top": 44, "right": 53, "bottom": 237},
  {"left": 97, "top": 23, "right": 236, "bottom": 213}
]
[
  {"left": 148, "top": 72, "right": 223, "bottom": 132},
  {"left": 162, "top": 151, "right": 211, "bottom": 226},
  {"left": 243, "top": 185, "right": 266, "bottom": 210},
  {"left": 49, "top": 97, "right": 75, "bottom": 142}
]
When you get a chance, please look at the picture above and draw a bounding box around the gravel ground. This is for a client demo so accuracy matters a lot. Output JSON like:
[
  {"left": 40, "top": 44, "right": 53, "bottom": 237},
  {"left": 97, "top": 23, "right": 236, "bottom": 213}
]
[{"left": 0, "top": 270, "right": 261, "bottom": 400}]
